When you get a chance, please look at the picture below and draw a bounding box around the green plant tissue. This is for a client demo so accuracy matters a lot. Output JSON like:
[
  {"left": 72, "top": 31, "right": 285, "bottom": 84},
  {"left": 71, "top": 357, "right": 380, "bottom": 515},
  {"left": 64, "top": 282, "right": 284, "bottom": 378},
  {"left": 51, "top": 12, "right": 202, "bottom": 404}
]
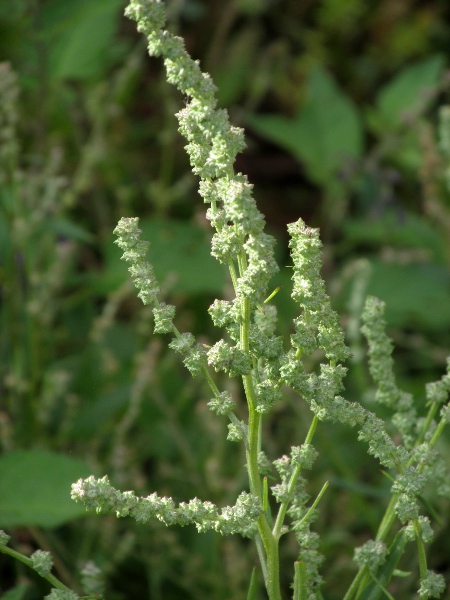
[{"left": 0, "top": 450, "right": 91, "bottom": 527}]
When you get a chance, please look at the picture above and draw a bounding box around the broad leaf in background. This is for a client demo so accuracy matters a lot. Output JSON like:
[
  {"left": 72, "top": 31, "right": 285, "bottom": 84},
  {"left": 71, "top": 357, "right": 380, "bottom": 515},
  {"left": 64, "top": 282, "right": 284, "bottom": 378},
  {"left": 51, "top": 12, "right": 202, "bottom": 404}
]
[
  {"left": 248, "top": 67, "right": 363, "bottom": 184},
  {"left": 0, "top": 450, "right": 91, "bottom": 527},
  {"left": 39, "top": 0, "right": 125, "bottom": 81},
  {"left": 374, "top": 55, "right": 445, "bottom": 129},
  {"left": 341, "top": 212, "right": 450, "bottom": 330},
  {"left": 98, "top": 218, "right": 227, "bottom": 295},
  {"left": 46, "top": 217, "right": 94, "bottom": 243},
  {"left": 70, "top": 383, "right": 132, "bottom": 440},
  {"left": 341, "top": 259, "right": 450, "bottom": 333},
  {"left": 215, "top": 28, "right": 260, "bottom": 107},
  {"left": 1, "top": 583, "right": 28, "bottom": 600},
  {"left": 342, "top": 212, "right": 446, "bottom": 263},
  {"left": 362, "top": 260, "right": 450, "bottom": 330}
]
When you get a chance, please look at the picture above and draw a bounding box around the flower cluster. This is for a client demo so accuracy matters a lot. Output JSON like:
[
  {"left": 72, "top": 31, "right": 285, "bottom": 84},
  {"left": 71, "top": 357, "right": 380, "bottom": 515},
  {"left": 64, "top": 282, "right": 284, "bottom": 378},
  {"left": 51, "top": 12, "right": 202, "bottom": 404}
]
[
  {"left": 114, "top": 217, "right": 161, "bottom": 306},
  {"left": 0, "top": 530, "right": 10, "bottom": 545},
  {"left": 168, "top": 332, "right": 207, "bottom": 377},
  {"left": 270, "top": 453, "right": 324, "bottom": 597},
  {"left": 280, "top": 220, "right": 353, "bottom": 435},
  {"left": 207, "top": 340, "right": 252, "bottom": 377},
  {"left": 426, "top": 357, "right": 450, "bottom": 405},
  {"left": 71, "top": 475, "right": 260, "bottom": 537},
  {"left": 404, "top": 516, "right": 434, "bottom": 543},
  {"left": 290, "top": 444, "right": 318, "bottom": 470},
  {"left": 353, "top": 539, "right": 388, "bottom": 571},
  {"left": 31, "top": 550, "right": 53, "bottom": 577},
  {"left": 418, "top": 571, "right": 446, "bottom": 599},
  {"left": 126, "top": 0, "right": 278, "bottom": 319},
  {"left": 80, "top": 561, "right": 104, "bottom": 596},
  {"left": 361, "top": 296, "right": 416, "bottom": 445},
  {"left": 207, "top": 390, "right": 236, "bottom": 416},
  {"left": 44, "top": 591, "right": 78, "bottom": 600},
  {"left": 288, "top": 219, "right": 349, "bottom": 363},
  {"left": 361, "top": 296, "right": 450, "bottom": 530},
  {"left": 280, "top": 232, "right": 413, "bottom": 474},
  {"left": 227, "top": 419, "right": 247, "bottom": 442},
  {"left": 361, "top": 296, "right": 411, "bottom": 408}
]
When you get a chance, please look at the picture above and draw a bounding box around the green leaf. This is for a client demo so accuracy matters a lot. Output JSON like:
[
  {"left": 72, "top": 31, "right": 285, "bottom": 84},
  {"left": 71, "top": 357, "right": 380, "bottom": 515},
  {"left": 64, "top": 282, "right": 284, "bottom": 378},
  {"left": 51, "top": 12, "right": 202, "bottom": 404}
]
[
  {"left": 342, "top": 211, "right": 445, "bottom": 262},
  {"left": 392, "top": 569, "right": 412, "bottom": 578},
  {"left": 376, "top": 55, "right": 445, "bottom": 128},
  {"left": 246, "top": 567, "right": 259, "bottom": 600},
  {"left": 329, "top": 477, "right": 388, "bottom": 500},
  {"left": 293, "top": 561, "right": 308, "bottom": 600},
  {"left": 0, "top": 450, "right": 91, "bottom": 527},
  {"left": 40, "top": 0, "right": 125, "bottom": 81},
  {"left": 0, "top": 0, "right": 26, "bottom": 20},
  {"left": 359, "top": 531, "right": 408, "bottom": 600},
  {"left": 248, "top": 67, "right": 363, "bottom": 183},
  {"left": 215, "top": 28, "right": 259, "bottom": 107},
  {"left": 1, "top": 583, "right": 29, "bottom": 600},
  {"left": 70, "top": 384, "right": 131, "bottom": 440},
  {"left": 46, "top": 217, "right": 94, "bottom": 243},
  {"left": 366, "top": 260, "right": 450, "bottom": 330}
]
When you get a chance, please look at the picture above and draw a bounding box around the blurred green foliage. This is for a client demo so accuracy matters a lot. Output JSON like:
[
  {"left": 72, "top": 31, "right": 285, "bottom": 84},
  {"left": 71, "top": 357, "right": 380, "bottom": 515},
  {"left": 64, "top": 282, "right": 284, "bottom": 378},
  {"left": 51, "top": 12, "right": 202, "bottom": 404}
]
[{"left": 1, "top": 0, "right": 450, "bottom": 598}]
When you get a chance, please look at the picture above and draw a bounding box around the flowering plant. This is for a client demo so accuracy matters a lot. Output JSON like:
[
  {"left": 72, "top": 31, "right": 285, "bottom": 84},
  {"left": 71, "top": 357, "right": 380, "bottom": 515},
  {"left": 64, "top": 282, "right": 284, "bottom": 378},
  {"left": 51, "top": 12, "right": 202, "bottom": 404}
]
[{"left": 68, "top": 1, "right": 450, "bottom": 599}]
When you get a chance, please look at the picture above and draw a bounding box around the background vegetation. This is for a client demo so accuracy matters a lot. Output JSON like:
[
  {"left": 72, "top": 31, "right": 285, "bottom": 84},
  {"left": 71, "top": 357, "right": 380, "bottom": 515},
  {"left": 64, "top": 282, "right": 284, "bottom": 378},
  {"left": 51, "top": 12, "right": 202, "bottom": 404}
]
[{"left": 1, "top": 0, "right": 450, "bottom": 598}]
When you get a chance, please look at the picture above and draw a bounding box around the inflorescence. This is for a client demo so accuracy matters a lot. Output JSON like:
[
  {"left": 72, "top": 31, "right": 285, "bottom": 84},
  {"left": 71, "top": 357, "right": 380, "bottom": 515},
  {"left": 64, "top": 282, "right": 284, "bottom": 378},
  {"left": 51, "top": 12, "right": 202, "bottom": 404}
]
[{"left": 70, "top": 2, "right": 450, "bottom": 599}]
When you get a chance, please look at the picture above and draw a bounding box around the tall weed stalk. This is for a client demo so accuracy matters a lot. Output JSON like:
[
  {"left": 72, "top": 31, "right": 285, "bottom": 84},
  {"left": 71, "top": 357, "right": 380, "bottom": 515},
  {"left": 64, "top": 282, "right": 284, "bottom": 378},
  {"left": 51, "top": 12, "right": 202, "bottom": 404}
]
[{"left": 2, "top": 1, "right": 450, "bottom": 599}]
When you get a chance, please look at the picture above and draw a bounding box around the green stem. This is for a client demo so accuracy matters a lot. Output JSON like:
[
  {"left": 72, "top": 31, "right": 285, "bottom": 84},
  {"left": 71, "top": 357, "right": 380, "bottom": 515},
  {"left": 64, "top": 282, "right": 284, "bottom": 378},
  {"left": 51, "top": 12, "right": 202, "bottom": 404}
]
[
  {"left": 348, "top": 497, "right": 398, "bottom": 598},
  {"left": 233, "top": 250, "right": 281, "bottom": 600},
  {"left": 343, "top": 566, "right": 368, "bottom": 600},
  {"left": 0, "top": 544, "right": 70, "bottom": 592},
  {"left": 273, "top": 416, "right": 319, "bottom": 540},
  {"left": 168, "top": 312, "right": 221, "bottom": 397},
  {"left": 375, "top": 495, "right": 398, "bottom": 542},
  {"left": 258, "top": 513, "right": 281, "bottom": 600},
  {"left": 244, "top": 367, "right": 281, "bottom": 600},
  {"left": 413, "top": 519, "right": 428, "bottom": 580},
  {"left": 427, "top": 413, "right": 447, "bottom": 449},
  {"left": 296, "top": 481, "right": 329, "bottom": 529},
  {"left": 415, "top": 402, "right": 440, "bottom": 447},
  {"left": 293, "top": 561, "right": 308, "bottom": 600},
  {"left": 243, "top": 347, "right": 281, "bottom": 598},
  {"left": 228, "top": 260, "right": 239, "bottom": 292},
  {"left": 169, "top": 315, "right": 245, "bottom": 441},
  {"left": 200, "top": 363, "right": 220, "bottom": 397},
  {"left": 255, "top": 532, "right": 268, "bottom": 585}
]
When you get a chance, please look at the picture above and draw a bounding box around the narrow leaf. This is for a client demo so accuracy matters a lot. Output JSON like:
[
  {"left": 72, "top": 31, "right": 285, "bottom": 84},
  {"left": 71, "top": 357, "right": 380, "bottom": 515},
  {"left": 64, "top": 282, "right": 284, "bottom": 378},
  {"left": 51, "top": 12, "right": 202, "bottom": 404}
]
[{"left": 246, "top": 567, "right": 258, "bottom": 600}]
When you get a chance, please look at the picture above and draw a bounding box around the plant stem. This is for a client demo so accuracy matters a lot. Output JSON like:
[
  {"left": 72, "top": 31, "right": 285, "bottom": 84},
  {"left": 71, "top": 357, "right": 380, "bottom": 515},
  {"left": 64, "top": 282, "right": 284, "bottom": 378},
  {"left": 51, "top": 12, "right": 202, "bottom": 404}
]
[
  {"left": 0, "top": 544, "right": 70, "bottom": 592},
  {"left": 234, "top": 250, "right": 281, "bottom": 600},
  {"left": 413, "top": 519, "right": 428, "bottom": 579},
  {"left": 293, "top": 561, "right": 308, "bottom": 600},
  {"left": 242, "top": 326, "right": 281, "bottom": 598},
  {"left": 273, "top": 416, "right": 319, "bottom": 540}
]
